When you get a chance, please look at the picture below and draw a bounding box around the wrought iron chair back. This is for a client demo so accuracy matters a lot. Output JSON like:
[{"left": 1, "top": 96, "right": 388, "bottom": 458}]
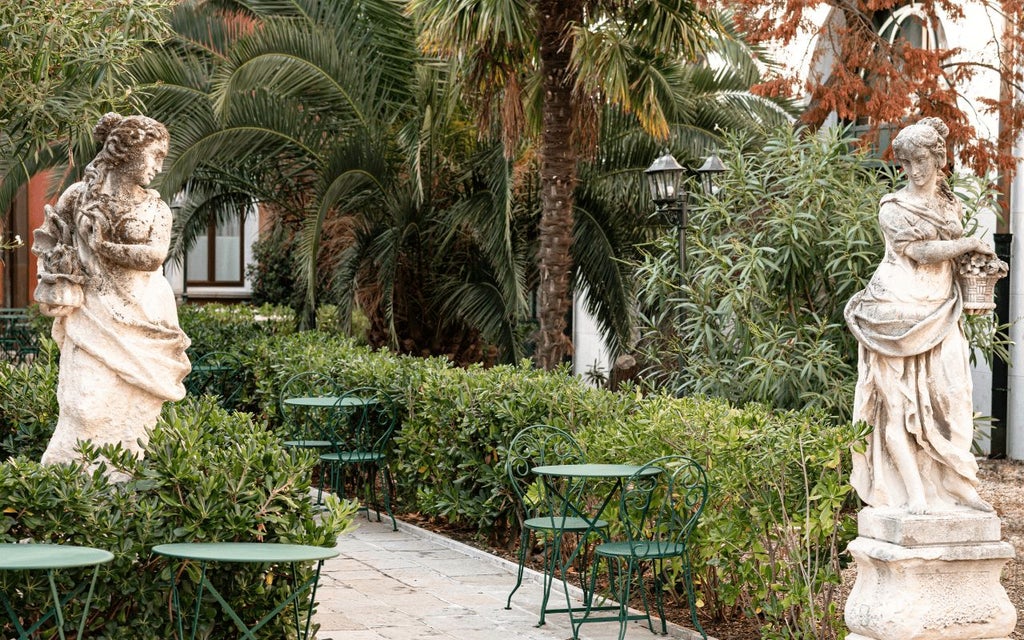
[
  {"left": 619, "top": 455, "right": 707, "bottom": 553},
  {"left": 183, "top": 351, "right": 245, "bottom": 410},
  {"left": 583, "top": 455, "right": 708, "bottom": 640},
  {"left": 0, "top": 309, "right": 40, "bottom": 365},
  {"left": 320, "top": 386, "right": 399, "bottom": 530},
  {"left": 324, "top": 386, "right": 397, "bottom": 456},
  {"left": 506, "top": 424, "right": 589, "bottom": 513},
  {"left": 504, "top": 424, "right": 607, "bottom": 622},
  {"left": 279, "top": 371, "right": 337, "bottom": 450}
]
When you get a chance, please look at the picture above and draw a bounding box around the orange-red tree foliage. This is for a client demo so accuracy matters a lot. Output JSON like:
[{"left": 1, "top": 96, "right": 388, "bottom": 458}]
[{"left": 729, "top": 0, "right": 1024, "bottom": 179}]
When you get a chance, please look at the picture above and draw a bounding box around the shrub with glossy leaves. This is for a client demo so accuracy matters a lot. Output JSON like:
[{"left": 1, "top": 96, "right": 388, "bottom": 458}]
[
  {"left": 0, "top": 339, "right": 59, "bottom": 459},
  {"left": 0, "top": 397, "right": 357, "bottom": 639}
]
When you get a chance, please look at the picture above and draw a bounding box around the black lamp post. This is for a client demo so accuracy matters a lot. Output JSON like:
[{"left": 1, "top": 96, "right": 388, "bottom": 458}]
[{"left": 645, "top": 151, "right": 725, "bottom": 271}]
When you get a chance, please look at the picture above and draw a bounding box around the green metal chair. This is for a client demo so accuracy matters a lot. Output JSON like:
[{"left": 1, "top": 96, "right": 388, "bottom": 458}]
[
  {"left": 504, "top": 424, "right": 608, "bottom": 625},
  {"left": 319, "top": 386, "right": 398, "bottom": 531},
  {"left": 183, "top": 351, "right": 245, "bottom": 410},
  {"left": 0, "top": 309, "right": 40, "bottom": 365},
  {"left": 278, "top": 371, "right": 336, "bottom": 451},
  {"left": 579, "top": 455, "right": 708, "bottom": 640}
]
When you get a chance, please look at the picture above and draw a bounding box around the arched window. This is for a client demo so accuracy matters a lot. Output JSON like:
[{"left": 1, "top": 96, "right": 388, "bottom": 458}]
[
  {"left": 875, "top": 4, "right": 946, "bottom": 51},
  {"left": 810, "top": 2, "right": 948, "bottom": 157}
]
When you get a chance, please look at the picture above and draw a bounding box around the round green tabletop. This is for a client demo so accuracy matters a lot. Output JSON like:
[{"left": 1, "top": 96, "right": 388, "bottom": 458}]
[
  {"left": 153, "top": 542, "right": 339, "bottom": 564},
  {"left": 0, "top": 544, "right": 114, "bottom": 570},
  {"left": 531, "top": 463, "right": 662, "bottom": 478},
  {"left": 283, "top": 396, "right": 378, "bottom": 408}
]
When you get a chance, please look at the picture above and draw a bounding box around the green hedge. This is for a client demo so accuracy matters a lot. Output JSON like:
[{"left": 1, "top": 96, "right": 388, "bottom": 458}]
[
  {"left": 0, "top": 397, "right": 357, "bottom": 640},
  {"left": 242, "top": 331, "right": 857, "bottom": 637},
  {"left": 1, "top": 323, "right": 857, "bottom": 638},
  {"left": 0, "top": 339, "right": 60, "bottom": 460}
]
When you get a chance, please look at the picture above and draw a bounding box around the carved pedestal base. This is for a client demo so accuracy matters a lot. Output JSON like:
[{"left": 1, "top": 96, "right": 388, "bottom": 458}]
[{"left": 845, "top": 507, "right": 1016, "bottom": 640}]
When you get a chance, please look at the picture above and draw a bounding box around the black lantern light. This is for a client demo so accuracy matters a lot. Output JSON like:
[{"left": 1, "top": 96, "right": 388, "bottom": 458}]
[
  {"left": 645, "top": 150, "right": 725, "bottom": 272},
  {"left": 696, "top": 153, "right": 726, "bottom": 196},
  {"left": 644, "top": 151, "right": 687, "bottom": 207}
]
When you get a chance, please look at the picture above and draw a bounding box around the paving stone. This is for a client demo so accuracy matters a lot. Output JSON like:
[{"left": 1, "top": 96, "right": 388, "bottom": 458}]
[{"left": 314, "top": 517, "right": 708, "bottom": 640}]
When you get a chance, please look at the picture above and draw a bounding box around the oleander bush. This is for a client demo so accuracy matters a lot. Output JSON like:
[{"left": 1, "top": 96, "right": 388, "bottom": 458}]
[{"left": 0, "top": 397, "right": 357, "bottom": 640}]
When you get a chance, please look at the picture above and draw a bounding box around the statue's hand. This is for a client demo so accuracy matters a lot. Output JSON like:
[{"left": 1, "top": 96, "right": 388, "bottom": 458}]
[
  {"left": 88, "top": 216, "right": 109, "bottom": 249},
  {"left": 39, "top": 302, "right": 76, "bottom": 317},
  {"left": 968, "top": 237, "right": 996, "bottom": 257}
]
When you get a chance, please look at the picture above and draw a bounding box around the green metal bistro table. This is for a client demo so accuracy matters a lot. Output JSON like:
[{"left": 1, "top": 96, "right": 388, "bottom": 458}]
[
  {"left": 530, "top": 464, "right": 661, "bottom": 638},
  {"left": 281, "top": 395, "right": 379, "bottom": 448},
  {"left": 0, "top": 543, "right": 113, "bottom": 640},
  {"left": 153, "top": 542, "right": 338, "bottom": 640},
  {"left": 283, "top": 395, "right": 379, "bottom": 410}
]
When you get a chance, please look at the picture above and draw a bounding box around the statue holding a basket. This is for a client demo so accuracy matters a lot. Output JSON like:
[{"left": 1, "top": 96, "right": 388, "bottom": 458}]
[
  {"left": 31, "top": 113, "right": 191, "bottom": 466},
  {"left": 844, "top": 117, "right": 1006, "bottom": 514}
]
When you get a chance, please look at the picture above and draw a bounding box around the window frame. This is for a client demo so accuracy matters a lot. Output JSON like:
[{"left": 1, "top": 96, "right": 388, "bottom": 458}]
[{"left": 185, "top": 216, "right": 246, "bottom": 287}]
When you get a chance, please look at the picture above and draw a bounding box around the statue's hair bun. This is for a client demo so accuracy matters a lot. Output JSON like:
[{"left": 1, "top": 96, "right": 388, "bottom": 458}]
[
  {"left": 918, "top": 116, "right": 949, "bottom": 140},
  {"left": 93, "top": 113, "right": 124, "bottom": 143}
]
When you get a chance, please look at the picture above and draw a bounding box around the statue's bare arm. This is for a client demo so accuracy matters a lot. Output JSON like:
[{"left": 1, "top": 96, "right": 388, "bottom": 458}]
[{"left": 905, "top": 236, "right": 993, "bottom": 265}]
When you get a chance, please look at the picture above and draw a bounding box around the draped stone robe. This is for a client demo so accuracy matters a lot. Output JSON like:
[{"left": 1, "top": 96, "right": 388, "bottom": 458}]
[{"left": 844, "top": 193, "right": 981, "bottom": 511}]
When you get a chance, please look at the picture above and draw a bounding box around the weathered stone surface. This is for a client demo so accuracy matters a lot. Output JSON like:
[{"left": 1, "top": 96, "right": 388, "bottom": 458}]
[
  {"left": 844, "top": 118, "right": 1002, "bottom": 515},
  {"left": 32, "top": 113, "right": 190, "bottom": 466},
  {"left": 845, "top": 530, "right": 1015, "bottom": 640},
  {"left": 844, "top": 119, "right": 1015, "bottom": 640},
  {"left": 858, "top": 506, "right": 1003, "bottom": 546}
]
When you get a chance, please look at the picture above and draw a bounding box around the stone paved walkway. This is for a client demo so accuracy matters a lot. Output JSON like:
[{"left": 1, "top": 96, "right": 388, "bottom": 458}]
[{"left": 314, "top": 516, "right": 708, "bottom": 640}]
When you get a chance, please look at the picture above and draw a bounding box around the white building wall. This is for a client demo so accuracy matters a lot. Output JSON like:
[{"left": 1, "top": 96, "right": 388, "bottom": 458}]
[
  {"left": 1006, "top": 157, "right": 1024, "bottom": 459},
  {"left": 572, "top": 287, "right": 613, "bottom": 385}
]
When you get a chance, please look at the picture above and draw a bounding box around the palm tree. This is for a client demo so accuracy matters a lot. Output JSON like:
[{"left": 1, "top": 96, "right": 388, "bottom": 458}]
[
  {"left": 137, "top": 0, "right": 537, "bottom": 361},
  {"left": 572, "top": 15, "right": 799, "bottom": 357},
  {"left": 409, "top": 0, "right": 718, "bottom": 369},
  {"left": 137, "top": 0, "right": 795, "bottom": 367},
  {"left": 134, "top": 0, "right": 414, "bottom": 322}
]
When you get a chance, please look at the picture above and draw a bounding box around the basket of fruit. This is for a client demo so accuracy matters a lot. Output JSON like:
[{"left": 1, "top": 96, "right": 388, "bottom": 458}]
[{"left": 956, "top": 251, "right": 1009, "bottom": 315}]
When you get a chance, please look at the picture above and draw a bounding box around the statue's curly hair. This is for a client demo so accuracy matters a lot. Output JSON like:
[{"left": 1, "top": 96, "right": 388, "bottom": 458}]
[
  {"left": 79, "top": 113, "right": 170, "bottom": 217},
  {"left": 92, "top": 113, "right": 169, "bottom": 166}
]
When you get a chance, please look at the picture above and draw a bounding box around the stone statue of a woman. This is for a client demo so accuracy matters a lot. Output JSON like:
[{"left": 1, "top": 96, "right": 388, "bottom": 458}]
[
  {"left": 32, "top": 113, "right": 191, "bottom": 465},
  {"left": 844, "top": 117, "right": 993, "bottom": 514}
]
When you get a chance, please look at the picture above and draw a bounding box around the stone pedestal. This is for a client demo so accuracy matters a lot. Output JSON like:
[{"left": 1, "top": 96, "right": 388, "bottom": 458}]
[{"left": 845, "top": 507, "right": 1016, "bottom": 640}]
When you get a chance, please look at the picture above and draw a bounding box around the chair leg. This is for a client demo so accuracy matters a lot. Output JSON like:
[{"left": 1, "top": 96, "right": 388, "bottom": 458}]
[
  {"left": 635, "top": 562, "right": 655, "bottom": 634},
  {"left": 653, "top": 560, "right": 668, "bottom": 635},
  {"left": 616, "top": 558, "right": 634, "bottom": 640},
  {"left": 506, "top": 528, "right": 531, "bottom": 609},
  {"left": 364, "top": 463, "right": 380, "bottom": 523},
  {"left": 380, "top": 465, "right": 397, "bottom": 531},
  {"left": 314, "top": 463, "right": 324, "bottom": 505},
  {"left": 537, "top": 534, "right": 560, "bottom": 627},
  {"left": 573, "top": 552, "right": 607, "bottom": 639},
  {"left": 683, "top": 556, "right": 707, "bottom": 639}
]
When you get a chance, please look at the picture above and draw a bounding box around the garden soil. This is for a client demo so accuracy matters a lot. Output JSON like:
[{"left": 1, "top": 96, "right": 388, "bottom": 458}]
[{"left": 404, "top": 458, "right": 1024, "bottom": 639}]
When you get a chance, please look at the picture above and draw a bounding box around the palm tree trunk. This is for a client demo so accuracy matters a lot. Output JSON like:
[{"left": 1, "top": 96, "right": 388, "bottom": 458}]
[{"left": 535, "top": 0, "right": 581, "bottom": 370}]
